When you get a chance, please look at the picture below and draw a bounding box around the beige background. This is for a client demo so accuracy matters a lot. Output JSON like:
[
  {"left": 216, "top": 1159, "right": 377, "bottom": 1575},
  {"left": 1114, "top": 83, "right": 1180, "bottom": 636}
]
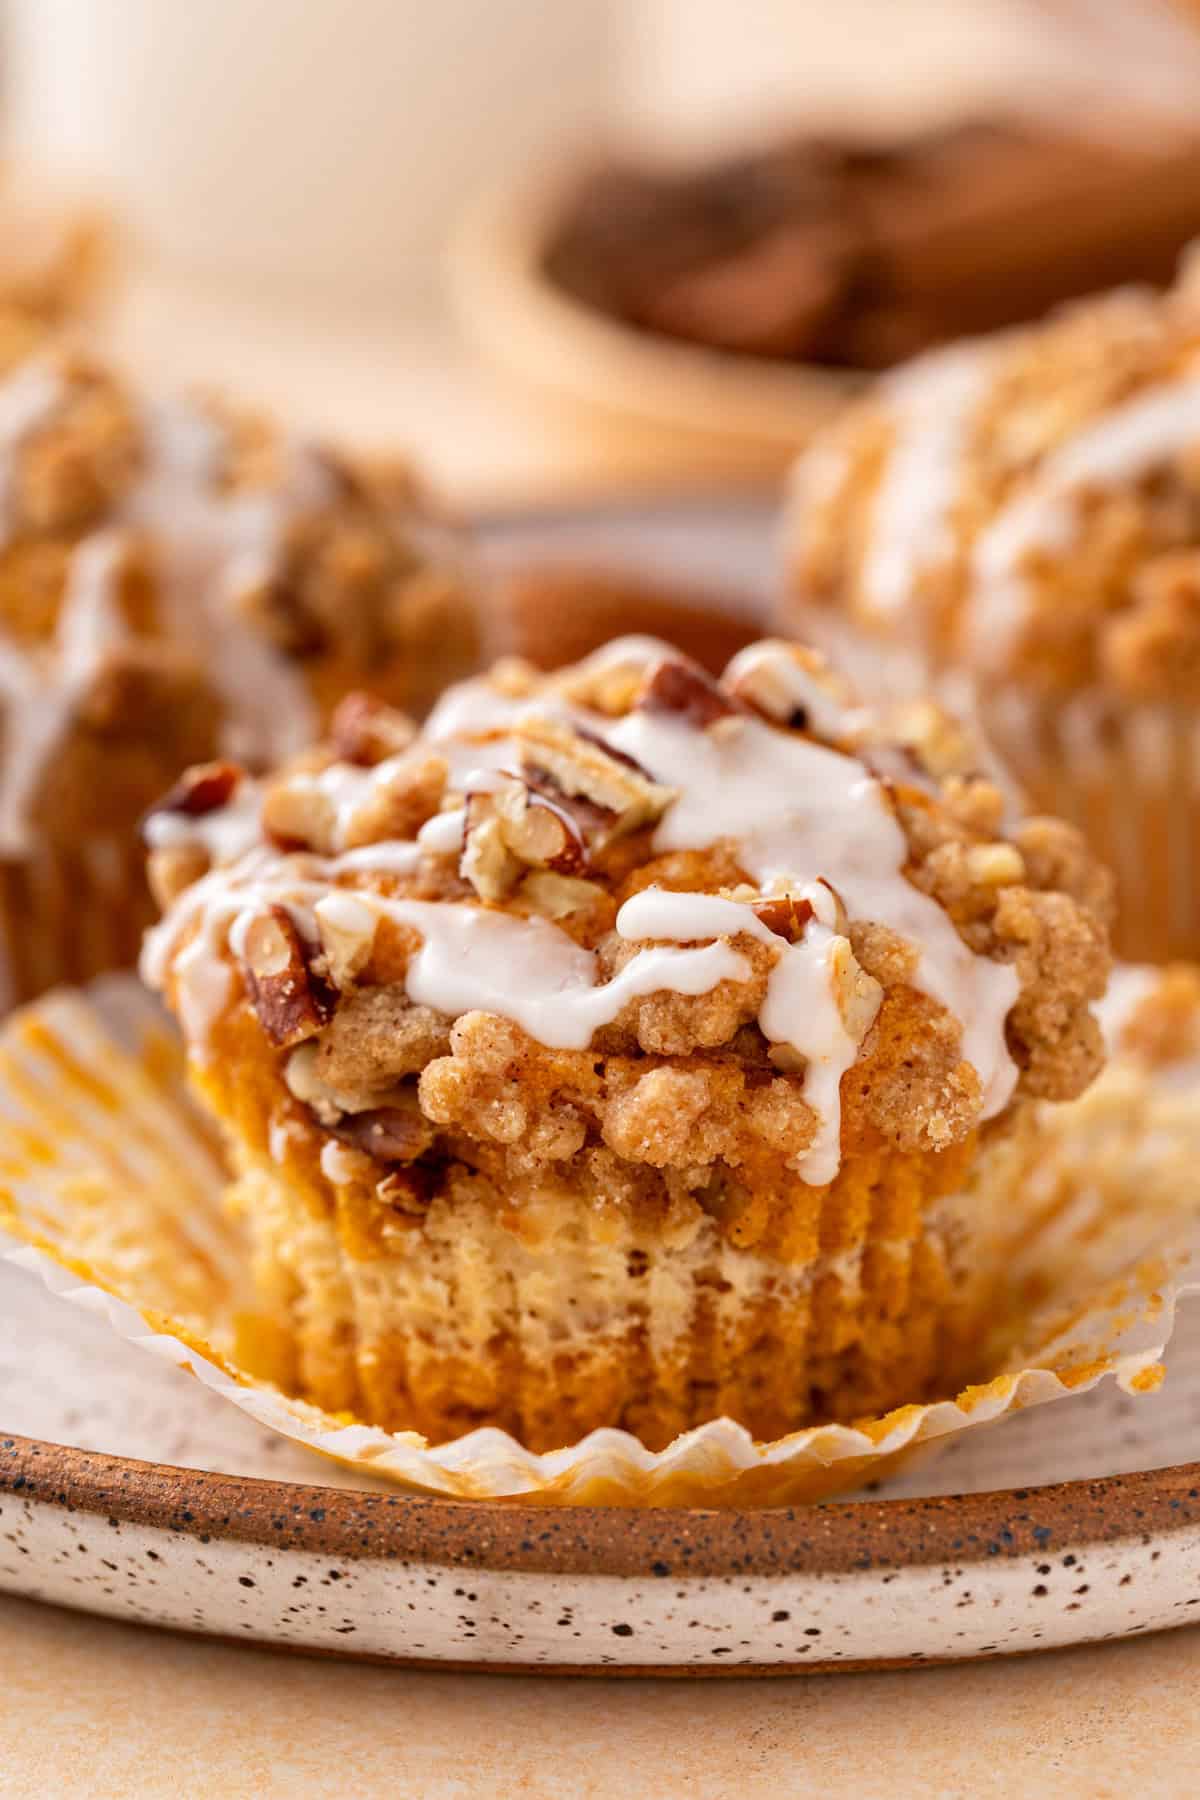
[{"left": 1, "top": 1591, "right": 1197, "bottom": 1799}]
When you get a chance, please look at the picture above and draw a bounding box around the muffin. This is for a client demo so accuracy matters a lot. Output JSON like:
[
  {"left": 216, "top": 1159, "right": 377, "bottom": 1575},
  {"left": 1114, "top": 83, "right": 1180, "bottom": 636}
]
[
  {"left": 782, "top": 260, "right": 1200, "bottom": 961},
  {"left": 140, "top": 636, "right": 1111, "bottom": 1451},
  {"left": 0, "top": 341, "right": 479, "bottom": 1007}
]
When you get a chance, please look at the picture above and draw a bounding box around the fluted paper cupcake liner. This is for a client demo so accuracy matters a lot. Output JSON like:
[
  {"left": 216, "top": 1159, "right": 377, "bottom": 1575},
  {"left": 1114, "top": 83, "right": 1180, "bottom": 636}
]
[
  {"left": 0, "top": 838, "right": 153, "bottom": 1013},
  {"left": 0, "top": 975, "right": 1197, "bottom": 1506}
]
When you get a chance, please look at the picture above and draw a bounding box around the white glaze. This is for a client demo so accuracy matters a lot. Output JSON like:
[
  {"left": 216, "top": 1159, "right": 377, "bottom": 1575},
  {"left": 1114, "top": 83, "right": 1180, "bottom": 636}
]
[
  {"left": 970, "top": 370, "right": 1200, "bottom": 662},
  {"left": 145, "top": 649, "right": 1024, "bottom": 1182},
  {"left": 863, "top": 344, "right": 990, "bottom": 624},
  {"left": 0, "top": 530, "right": 130, "bottom": 853},
  {"left": 143, "top": 776, "right": 264, "bottom": 868},
  {"left": 616, "top": 884, "right": 875, "bottom": 1182},
  {"left": 606, "top": 704, "right": 1019, "bottom": 1119},
  {"left": 0, "top": 374, "right": 330, "bottom": 853}
]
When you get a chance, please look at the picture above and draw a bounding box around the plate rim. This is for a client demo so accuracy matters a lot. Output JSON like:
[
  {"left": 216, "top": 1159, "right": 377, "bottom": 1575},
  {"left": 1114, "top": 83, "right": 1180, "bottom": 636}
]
[{"left": 6, "top": 1433, "right": 1200, "bottom": 1576}]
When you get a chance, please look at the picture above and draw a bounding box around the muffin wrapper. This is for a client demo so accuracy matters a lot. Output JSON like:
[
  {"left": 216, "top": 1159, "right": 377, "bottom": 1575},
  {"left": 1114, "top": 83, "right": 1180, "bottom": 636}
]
[
  {"left": 0, "top": 975, "right": 1197, "bottom": 1507},
  {"left": 972, "top": 691, "right": 1200, "bottom": 965},
  {"left": 0, "top": 838, "right": 153, "bottom": 1013}
]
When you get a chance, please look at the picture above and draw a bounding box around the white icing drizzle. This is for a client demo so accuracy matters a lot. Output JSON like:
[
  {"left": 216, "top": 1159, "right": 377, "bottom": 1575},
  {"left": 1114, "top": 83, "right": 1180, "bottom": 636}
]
[
  {"left": 0, "top": 530, "right": 130, "bottom": 852},
  {"left": 142, "top": 853, "right": 751, "bottom": 1063},
  {"left": 863, "top": 343, "right": 990, "bottom": 624},
  {"left": 416, "top": 807, "right": 467, "bottom": 853},
  {"left": 0, "top": 370, "right": 332, "bottom": 853},
  {"left": 723, "top": 640, "right": 862, "bottom": 741},
  {"left": 144, "top": 643, "right": 1024, "bottom": 1183},
  {"left": 615, "top": 884, "right": 874, "bottom": 1183},
  {"left": 605, "top": 699, "right": 1019, "bottom": 1119},
  {"left": 970, "top": 370, "right": 1200, "bottom": 663},
  {"left": 143, "top": 775, "right": 265, "bottom": 867}
]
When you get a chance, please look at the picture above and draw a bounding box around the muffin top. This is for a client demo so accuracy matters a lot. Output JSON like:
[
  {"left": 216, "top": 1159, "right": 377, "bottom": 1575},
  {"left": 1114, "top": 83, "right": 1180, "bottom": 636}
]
[
  {"left": 785, "top": 258, "right": 1200, "bottom": 700},
  {"left": 142, "top": 637, "right": 1112, "bottom": 1190},
  {"left": 0, "top": 343, "right": 476, "bottom": 852}
]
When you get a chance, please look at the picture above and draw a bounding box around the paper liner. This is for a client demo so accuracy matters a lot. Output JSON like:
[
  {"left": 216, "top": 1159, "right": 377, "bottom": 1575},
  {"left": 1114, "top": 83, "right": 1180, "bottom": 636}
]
[
  {"left": 0, "top": 838, "right": 153, "bottom": 1013},
  {"left": 1, "top": 974, "right": 1197, "bottom": 1507}
]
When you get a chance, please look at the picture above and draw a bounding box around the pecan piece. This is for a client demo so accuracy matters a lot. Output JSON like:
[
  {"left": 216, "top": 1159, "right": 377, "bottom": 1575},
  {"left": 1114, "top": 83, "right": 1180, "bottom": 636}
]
[
  {"left": 724, "top": 640, "right": 854, "bottom": 737},
  {"left": 511, "top": 717, "right": 673, "bottom": 837},
  {"left": 149, "top": 760, "right": 244, "bottom": 820},
  {"left": 333, "top": 1103, "right": 432, "bottom": 1163},
  {"left": 460, "top": 773, "right": 589, "bottom": 900},
  {"left": 239, "top": 906, "right": 334, "bottom": 1046},
  {"left": 329, "top": 691, "right": 417, "bottom": 766},
  {"left": 639, "top": 657, "right": 742, "bottom": 729},
  {"left": 751, "top": 894, "right": 815, "bottom": 941}
]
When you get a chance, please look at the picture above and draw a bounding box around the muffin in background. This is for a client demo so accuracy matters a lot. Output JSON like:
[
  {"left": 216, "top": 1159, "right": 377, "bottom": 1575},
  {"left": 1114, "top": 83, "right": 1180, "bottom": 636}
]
[
  {"left": 0, "top": 343, "right": 479, "bottom": 1008},
  {"left": 782, "top": 257, "right": 1200, "bottom": 961},
  {"left": 142, "top": 636, "right": 1110, "bottom": 1451}
]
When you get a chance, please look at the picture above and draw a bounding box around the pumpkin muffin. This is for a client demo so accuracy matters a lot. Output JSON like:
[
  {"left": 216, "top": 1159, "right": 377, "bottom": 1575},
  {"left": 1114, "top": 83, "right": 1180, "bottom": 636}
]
[
  {"left": 141, "top": 636, "right": 1111, "bottom": 1451},
  {"left": 782, "top": 258, "right": 1200, "bottom": 960},
  {"left": 0, "top": 342, "right": 478, "bottom": 1007}
]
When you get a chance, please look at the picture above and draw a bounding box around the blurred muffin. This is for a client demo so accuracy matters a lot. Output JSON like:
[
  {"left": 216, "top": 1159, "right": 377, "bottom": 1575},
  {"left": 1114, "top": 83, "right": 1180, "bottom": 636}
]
[
  {"left": 142, "top": 637, "right": 1110, "bottom": 1450},
  {"left": 0, "top": 342, "right": 478, "bottom": 1007},
  {"left": 783, "top": 259, "right": 1200, "bottom": 960},
  {"left": 0, "top": 177, "right": 107, "bottom": 327}
]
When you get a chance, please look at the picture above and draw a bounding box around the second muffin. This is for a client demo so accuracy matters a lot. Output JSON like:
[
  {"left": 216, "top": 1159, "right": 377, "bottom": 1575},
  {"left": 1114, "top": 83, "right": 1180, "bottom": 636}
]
[{"left": 783, "top": 260, "right": 1200, "bottom": 960}]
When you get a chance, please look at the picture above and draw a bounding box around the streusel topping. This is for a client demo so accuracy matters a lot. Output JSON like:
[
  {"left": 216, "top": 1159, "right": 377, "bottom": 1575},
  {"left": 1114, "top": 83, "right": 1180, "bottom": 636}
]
[
  {"left": 0, "top": 344, "right": 473, "bottom": 853},
  {"left": 785, "top": 263, "right": 1200, "bottom": 698},
  {"left": 143, "top": 638, "right": 1111, "bottom": 1190}
]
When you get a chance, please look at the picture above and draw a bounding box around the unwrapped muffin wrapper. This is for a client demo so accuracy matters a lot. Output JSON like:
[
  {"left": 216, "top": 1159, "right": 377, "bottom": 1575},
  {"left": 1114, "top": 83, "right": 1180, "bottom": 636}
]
[{"left": 1, "top": 975, "right": 1197, "bottom": 1506}]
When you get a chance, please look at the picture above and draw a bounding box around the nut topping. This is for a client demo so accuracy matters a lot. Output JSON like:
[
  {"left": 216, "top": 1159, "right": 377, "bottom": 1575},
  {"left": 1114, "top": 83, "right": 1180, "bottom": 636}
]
[
  {"left": 329, "top": 691, "right": 417, "bottom": 766},
  {"left": 750, "top": 894, "right": 815, "bottom": 941},
  {"left": 239, "top": 905, "right": 334, "bottom": 1046},
  {"left": 638, "top": 656, "right": 742, "bottom": 729},
  {"left": 149, "top": 760, "right": 244, "bottom": 820},
  {"left": 332, "top": 1103, "right": 432, "bottom": 1163},
  {"left": 460, "top": 774, "right": 589, "bottom": 901},
  {"left": 511, "top": 717, "right": 674, "bottom": 837}
]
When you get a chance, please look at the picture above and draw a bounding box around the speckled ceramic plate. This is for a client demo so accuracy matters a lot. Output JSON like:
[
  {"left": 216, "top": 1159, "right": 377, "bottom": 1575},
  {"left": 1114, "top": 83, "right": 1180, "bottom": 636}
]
[
  {"left": 4, "top": 496, "right": 1200, "bottom": 1672},
  {"left": 5, "top": 1258, "right": 1200, "bottom": 1672}
]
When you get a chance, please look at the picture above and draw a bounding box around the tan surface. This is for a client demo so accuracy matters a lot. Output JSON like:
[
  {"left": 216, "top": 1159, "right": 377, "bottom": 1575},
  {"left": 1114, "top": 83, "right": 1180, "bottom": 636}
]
[{"left": 0, "top": 1591, "right": 1194, "bottom": 1799}]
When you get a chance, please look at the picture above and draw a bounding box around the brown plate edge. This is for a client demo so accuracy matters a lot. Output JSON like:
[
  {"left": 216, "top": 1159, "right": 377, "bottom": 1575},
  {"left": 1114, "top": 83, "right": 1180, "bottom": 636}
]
[{"left": 4, "top": 1434, "right": 1199, "bottom": 1581}]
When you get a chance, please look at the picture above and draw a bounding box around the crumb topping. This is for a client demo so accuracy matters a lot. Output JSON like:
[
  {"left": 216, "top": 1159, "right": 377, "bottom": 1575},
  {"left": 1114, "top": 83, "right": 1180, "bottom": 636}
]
[
  {"left": 143, "top": 638, "right": 1112, "bottom": 1196},
  {"left": 0, "top": 344, "right": 475, "bottom": 853},
  {"left": 785, "top": 264, "right": 1200, "bottom": 699}
]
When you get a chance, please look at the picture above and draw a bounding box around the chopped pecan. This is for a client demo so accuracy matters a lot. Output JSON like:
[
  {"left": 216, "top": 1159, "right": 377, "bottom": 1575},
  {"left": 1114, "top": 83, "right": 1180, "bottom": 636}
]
[
  {"left": 147, "top": 845, "right": 209, "bottom": 910},
  {"left": 239, "top": 905, "right": 335, "bottom": 1046},
  {"left": 519, "top": 869, "right": 607, "bottom": 919},
  {"left": 261, "top": 772, "right": 338, "bottom": 855},
  {"left": 460, "top": 773, "right": 589, "bottom": 900},
  {"left": 340, "top": 751, "right": 448, "bottom": 848},
  {"left": 638, "top": 657, "right": 742, "bottom": 729},
  {"left": 511, "top": 717, "right": 673, "bottom": 838},
  {"left": 332, "top": 1103, "right": 432, "bottom": 1163},
  {"left": 149, "top": 760, "right": 244, "bottom": 820},
  {"left": 750, "top": 894, "right": 815, "bottom": 941},
  {"left": 329, "top": 691, "right": 417, "bottom": 766},
  {"left": 724, "top": 640, "right": 853, "bottom": 735},
  {"left": 461, "top": 794, "right": 522, "bottom": 901},
  {"left": 314, "top": 892, "right": 378, "bottom": 988}
]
